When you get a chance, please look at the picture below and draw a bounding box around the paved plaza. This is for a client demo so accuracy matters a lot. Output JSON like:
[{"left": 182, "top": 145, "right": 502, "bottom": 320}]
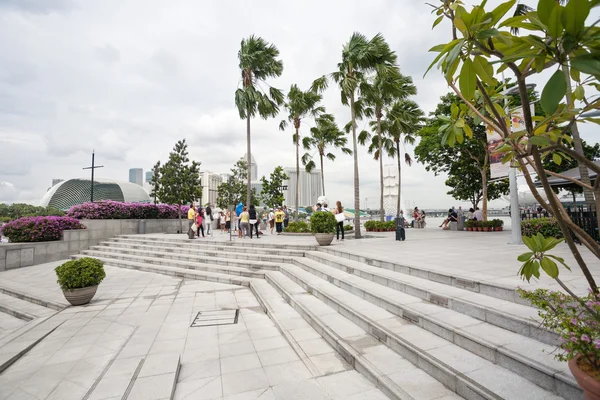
[{"left": 0, "top": 225, "right": 595, "bottom": 400}]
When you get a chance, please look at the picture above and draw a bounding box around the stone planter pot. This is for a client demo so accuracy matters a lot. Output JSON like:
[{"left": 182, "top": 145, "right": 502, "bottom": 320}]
[
  {"left": 569, "top": 355, "right": 600, "bottom": 400},
  {"left": 495, "top": 227, "right": 503, "bottom": 231},
  {"left": 62, "top": 285, "right": 98, "bottom": 306},
  {"left": 314, "top": 233, "right": 334, "bottom": 246}
]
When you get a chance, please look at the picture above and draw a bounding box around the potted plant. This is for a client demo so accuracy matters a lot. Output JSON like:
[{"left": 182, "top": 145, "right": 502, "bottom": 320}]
[
  {"left": 494, "top": 219, "right": 504, "bottom": 231},
  {"left": 55, "top": 257, "right": 106, "bottom": 306},
  {"left": 473, "top": 221, "right": 481, "bottom": 231},
  {"left": 465, "top": 220, "right": 473, "bottom": 231},
  {"left": 310, "top": 211, "right": 336, "bottom": 246}
]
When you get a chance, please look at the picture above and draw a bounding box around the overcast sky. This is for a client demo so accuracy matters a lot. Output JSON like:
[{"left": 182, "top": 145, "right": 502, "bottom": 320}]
[{"left": 0, "top": 0, "right": 598, "bottom": 209}]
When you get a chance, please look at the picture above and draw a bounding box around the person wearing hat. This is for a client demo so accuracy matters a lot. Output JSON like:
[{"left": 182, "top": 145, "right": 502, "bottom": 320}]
[{"left": 274, "top": 207, "right": 285, "bottom": 235}]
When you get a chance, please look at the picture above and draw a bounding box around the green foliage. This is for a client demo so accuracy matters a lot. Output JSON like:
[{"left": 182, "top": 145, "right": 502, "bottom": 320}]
[
  {"left": 517, "top": 233, "right": 568, "bottom": 282},
  {"left": 152, "top": 139, "right": 202, "bottom": 211},
  {"left": 0, "top": 203, "right": 64, "bottom": 218},
  {"left": 216, "top": 160, "right": 258, "bottom": 209},
  {"left": 309, "top": 211, "right": 336, "bottom": 234},
  {"left": 55, "top": 257, "right": 106, "bottom": 291},
  {"left": 343, "top": 224, "right": 353, "bottom": 231},
  {"left": 285, "top": 221, "right": 310, "bottom": 233},
  {"left": 542, "top": 141, "right": 600, "bottom": 196},
  {"left": 521, "top": 218, "right": 563, "bottom": 239},
  {"left": 259, "top": 166, "right": 289, "bottom": 209},
  {"left": 364, "top": 220, "right": 395, "bottom": 231}
]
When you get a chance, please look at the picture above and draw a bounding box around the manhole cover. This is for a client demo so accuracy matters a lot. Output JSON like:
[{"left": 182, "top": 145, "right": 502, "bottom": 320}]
[{"left": 191, "top": 309, "right": 239, "bottom": 327}]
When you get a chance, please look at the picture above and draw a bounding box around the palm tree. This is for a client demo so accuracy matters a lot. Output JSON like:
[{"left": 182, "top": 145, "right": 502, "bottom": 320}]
[
  {"left": 279, "top": 85, "right": 325, "bottom": 220},
  {"left": 302, "top": 114, "right": 352, "bottom": 196},
  {"left": 361, "top": 71, "right": 416, "bottom": 221},
  {"left": 386, "top": 100, "right": 425, "bottom": 216},
  {"left": 235, "top": 36, "right": 284, "bottom": 207},
  {"left": 312, "top": 33, "right": 397, "bottom": 238}
]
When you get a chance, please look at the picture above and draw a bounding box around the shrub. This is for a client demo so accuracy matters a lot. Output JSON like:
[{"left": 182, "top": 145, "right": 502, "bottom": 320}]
[
  {"left": 343, "top": 224, "right": 353, "bottom": 231},
  {"left": 521, "top": 218, "right": 563, "bottom": 239},
  {"left": 310, "top": 211, "right": 336, "bottom": 234},
  {"left": 1, "top": 216, "right": 85, "bottom": 243},
  {"left": 55, "top": 258, "right": 106, "bottom": 291},
  {"left": 67, "top": 201, "right": 189, "bottom": 220},
  {"left": 285, "top": 221, "right": 310, "bottom": 233},
  {"left": 364, "top": 220, "right": 376, "bottom": 230}
]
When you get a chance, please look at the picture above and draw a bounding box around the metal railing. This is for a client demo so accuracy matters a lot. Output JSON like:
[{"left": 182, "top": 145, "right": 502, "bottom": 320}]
[{"left": 566, "top": 205, "right": 599, "bottom": 244}]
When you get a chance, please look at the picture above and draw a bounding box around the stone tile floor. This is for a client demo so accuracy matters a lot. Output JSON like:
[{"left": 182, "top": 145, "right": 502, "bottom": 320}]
[{"left": 0, "top": 262, "right": 387, "bottom": 400}]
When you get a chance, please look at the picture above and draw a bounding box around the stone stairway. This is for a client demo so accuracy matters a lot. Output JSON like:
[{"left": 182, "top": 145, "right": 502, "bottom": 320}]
[{"left": 76, "top": 235, "right": 581, "bottom": 400}]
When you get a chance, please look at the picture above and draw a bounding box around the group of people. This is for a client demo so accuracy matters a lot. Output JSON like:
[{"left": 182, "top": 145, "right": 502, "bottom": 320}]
[
  {"left": 438, "top": 206, "right": 483, "bottom": 229},
  {"left": 186, "top": 204, "right": 214, "bottom": 239},
  {"left": 412, "top": 207, "right": 426, "bottom": 228},
  {"left": 315, "top": 200, "right": 346, "bottom": 241}
]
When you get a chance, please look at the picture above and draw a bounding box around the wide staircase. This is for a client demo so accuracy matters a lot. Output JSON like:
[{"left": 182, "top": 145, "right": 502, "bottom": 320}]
[{"left": 76, "top": 235, "right": 581, "bottom": 400}]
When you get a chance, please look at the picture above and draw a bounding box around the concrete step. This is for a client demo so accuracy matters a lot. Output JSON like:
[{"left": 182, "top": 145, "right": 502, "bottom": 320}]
[
  {"left": 93, "top": 243, "right": 294, "bottom": 265},
  {"left": 256, "top": 274, "right": 461, "bottom": 400},
  {"left": 303, "top": 251, "right": 557, "bottom": 345},
  {"left": 79, "top": 249, "right": 268, "bottom": 278},
  {"left": 318, "top": 247, "right": 529, "bottom": 306},
  {"left": 0, "top": 312, "right": 27, "bottom": 332},
  {"left": 0, "top": 285, "right": 65, "bottom": 311},
  {"left": 117, "top": 234, "right": 317, "bottom": 251},
  {"left": 292, "top": 256, "right": 575, "bottom": 397},
  {"left": 105, "top": 237, "right": 307, "bottom": 257},
  {"left": 72, "top": 254, "right": 253, "bottom": 287},
  {"left": 276, "top": 264, "right": 578, "bottom": 400},
  {"left": 0, "top": 292, "right": 56, "bottom": 321}
]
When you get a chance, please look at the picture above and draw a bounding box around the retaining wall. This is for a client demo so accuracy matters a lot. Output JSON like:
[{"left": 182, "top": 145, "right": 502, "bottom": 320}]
[{"left": 0, "top": 219, "right": 185, "bottom": 271}]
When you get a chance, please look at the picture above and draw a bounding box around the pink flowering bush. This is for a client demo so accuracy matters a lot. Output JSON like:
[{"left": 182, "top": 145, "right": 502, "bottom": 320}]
[
  {"left": 521, "top": 218, "right": 563, "bottom": 239},
  {"left": 1, "top": 216, "right": 85, "bottom": 243},
  {"left": 518, "top": 288, "right": 600, "bottom": 378},
  {"left": 66, "top": 201, "right": 189, "bottom": 220}
]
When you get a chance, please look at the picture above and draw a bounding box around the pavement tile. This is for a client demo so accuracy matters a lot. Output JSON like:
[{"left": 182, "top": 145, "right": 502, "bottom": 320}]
[
  {"left": 221, "top": 367, "right": 270, "bottom": 396},
  {"left": 128, "top": 372, "right": 176, "bottom": 400},
  {"left": 263, "top": 360, "right": 312, "bottom": 386},
  {"left": 257, "top": 347, "right": 299, "bottom": 367},
  {"left": 272, "top": 378, "right": 331, "bottom": 400},
  {"left": 220, "top": 353, "right": 261, "bottom": 375}
]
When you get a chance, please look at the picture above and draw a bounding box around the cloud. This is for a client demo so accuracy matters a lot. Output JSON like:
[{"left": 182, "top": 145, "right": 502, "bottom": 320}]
[{"left": 0, "top": 0, "right": 75, "bottom": 14}]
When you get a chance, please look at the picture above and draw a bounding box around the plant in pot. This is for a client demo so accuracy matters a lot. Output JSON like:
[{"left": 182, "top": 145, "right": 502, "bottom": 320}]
[
  {"left": 517, "top": 234, "right": 600, "bottom": 398},
  {"left": 493, "top": 219, "right": 504, "bottom": 232},
  {"left": 364, "top": 221, "right": 373, "bottom": 232},
  {"left": 310, "top": 211, "right": 336, "bottom": 246},
  {"left": 474, "top": 221, "right": 482, "bottom": 232},
  {"left": 465, "top": 220, "right": 473, "bottom": 231},
  {"left": 55, "top": 257, "right": 106, "bottom": 306}
]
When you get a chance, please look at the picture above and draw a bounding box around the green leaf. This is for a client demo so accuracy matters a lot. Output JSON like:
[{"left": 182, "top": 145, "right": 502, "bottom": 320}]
[
  {"left": 454, "top": 17, "right": 468, "bottom": 33},
  {"left": 517, "top": 252, "right": 534, "bottom": 262},
  {"left": 570, "top": 67, "right": 580, "bottom": 82},
  {"left": 535, "top": 56, "right": 546, "bottom": 73},
  {"left": 433, "top": 15, "right": 444, "bottom": 29},
  {"left": 563, "top": 0, "right": 590, "bottom": 37},
  {"left": 573, "top": 85, "right": 585, "bottom": 101},
  {"left": 547, "top": 5, "right": 563, "bottom": 38},
  {"left": 552, "top": 153, "right": 562, "bottom": 165},
  {"left": 490, "top": 1, "right": 516, "bottom": 25},
  {"left": 459, "top": 58, "right": 477, "bottom": 100},
  {"left": 522, "top": 235, "right": 536, "bottom": 250},
  {"left": 541, "top": 257, "right": 559, "bottom": 278},
  {"left": 473, "top": 56, "right": 495, "bottom": 86},
  {"left": 546, "top": 255, "right": 571, "bottom": 271},
  {"left": 477, "top": 29, "right": 500, "bottom": 40},
  {"left": 570, "top": 55, "right": 600, "bottom": 76},
  {"left": 455, "top": 118, "right": 465, "bottom": 128},
  {"left": 463, "top": 124, "right": 473, "bottom": 138},
  {"left": 540, "top": 69, "right": 566, "bottom": 115},
  {"left": 537, "top": 0, "right": 556, "bottom": 27}
]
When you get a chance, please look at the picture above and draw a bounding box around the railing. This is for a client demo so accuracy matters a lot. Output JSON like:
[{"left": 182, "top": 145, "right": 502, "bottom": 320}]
[{"left": 566, "top": 205, "right": 599, "bottom": 244}]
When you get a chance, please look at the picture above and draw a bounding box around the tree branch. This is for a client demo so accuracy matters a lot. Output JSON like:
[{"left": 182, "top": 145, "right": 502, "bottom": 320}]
[{"left": 448, "top": 81, "right": 505, "bottom": 136}]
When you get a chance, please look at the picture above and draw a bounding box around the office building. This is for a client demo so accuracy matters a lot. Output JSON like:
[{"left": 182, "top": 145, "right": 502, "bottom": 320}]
[
  {"left": 129, "top": 168, "right": 143, "bottom": 186},
  {"left": 145, "top": 170, "right": 153, "bottom": 183},
  {"left": 241, "top": 153, "right": 258, "bottom": 182},
  {"left": 200, "top": 171, "right": 222, "bottom": 206},
  {"left": 283, "top": 167, "right": 323, "bottom": 207}
]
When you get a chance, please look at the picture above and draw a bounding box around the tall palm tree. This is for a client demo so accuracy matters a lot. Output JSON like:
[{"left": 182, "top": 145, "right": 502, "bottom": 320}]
[
  {"left": 386, "top": 100, "right": 425, "bottom": 216},
  {"left": 279, "top": 85, "right": 325, "bottom": 220},
  {"left": 302, "top": 114, "right": 352, "bottom": 196},
  {"left": 361, "top": 71, "right": 416, "bottom": 221},
  {"left": 312, "top": 33, "right": 397, "bottom": 238},
  {"left": 235, "top": 36, "right": 284, "bottom": 207}
]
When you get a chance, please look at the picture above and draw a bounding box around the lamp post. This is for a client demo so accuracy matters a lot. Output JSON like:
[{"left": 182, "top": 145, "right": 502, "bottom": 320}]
[{"left": 83, "top": 151, "right": 103, "bottom": 203}]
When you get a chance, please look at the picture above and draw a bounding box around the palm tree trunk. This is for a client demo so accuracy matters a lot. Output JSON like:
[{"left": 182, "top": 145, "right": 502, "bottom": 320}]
[
  {"left": 396, "top": 141, "right": 401, "bottom": 218},
  {"left": 320, "top": 152, "right": 326, "bottom": 196},
  {"left": 350, "top": 91, "right": 361, "bottom": 238},
  {"left": 295, "top": 127, "right": 300, "bottom": 222},
  {"left": 246, "top": 113, "right": 252, "bottom": 207},
  {"left": 377, "top": 117, "right": 384, "bottom": 222}
]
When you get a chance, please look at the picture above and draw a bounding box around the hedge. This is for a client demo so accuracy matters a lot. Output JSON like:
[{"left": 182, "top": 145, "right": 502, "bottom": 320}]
[
  {"left": 521, "top": 217, "right": 563, "bottom": 239},
  {"left": 67, "top": 201, "right": 190, "bottom": 220},
  {"left": 1, "top": 216, "right": 85, "bottom": 243}
]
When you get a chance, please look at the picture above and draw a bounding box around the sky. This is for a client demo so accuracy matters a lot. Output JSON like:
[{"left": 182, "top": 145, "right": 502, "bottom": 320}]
[{"left": 0, "top": 0, "right": 598, "bottom": 210}]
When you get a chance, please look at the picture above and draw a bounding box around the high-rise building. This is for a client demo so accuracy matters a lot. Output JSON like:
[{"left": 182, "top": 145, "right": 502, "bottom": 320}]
[
  {"left": 283, "top": 167, "right": 323, "bottom": 208},
  {"left": 129, "top": 168, "right": 143, "bottom": 186},
  {"left": 241, "top": 153, "right": 258, "bottom": 182},
  {"left": 145, "top": 170, "right": 153, "bottom": 183},
  {"left": 200, "top": 171, "right": 222, "bottom": 206}
]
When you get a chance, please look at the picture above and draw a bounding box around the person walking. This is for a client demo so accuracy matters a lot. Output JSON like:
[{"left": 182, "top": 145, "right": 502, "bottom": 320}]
[
  {"left": 220, "top": 211, "right": 226, "bottom": 234},
  {"left": 205, "top": 204, "right": 213, "bottom": 236},
  {"left": 248, "top": 205, "right": 260, "bottom": 239},
  {"left": 187, "top": 204, "right": 196, "bottom": 239},
  {"left": 334, "top": 201, "right": 345, "bottom": 241},
  {"left": 274, "top": 207, "right": 285, "bottom": 235},
  {"left": 283, "top": 205, "right": 290, "bottom": 229},
  {"left": 239, "top": 206, "right": 250, "bottom": 238},
  {"left": 268, "top": 209, "right": 275, "bottom": 234},
  {"left": 225, "top": 210, "right": 231, "bottom": 233},
  {"left": 196, "top": 208, "right": 205, "bottom": 238}
]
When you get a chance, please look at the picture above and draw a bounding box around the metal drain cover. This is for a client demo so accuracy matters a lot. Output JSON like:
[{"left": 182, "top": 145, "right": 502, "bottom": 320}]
[{"left": 191, "top": 309, "right": 239, "bottom": 327}]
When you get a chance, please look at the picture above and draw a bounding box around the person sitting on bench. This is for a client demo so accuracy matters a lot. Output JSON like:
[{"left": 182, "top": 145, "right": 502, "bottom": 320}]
[{"left": 440, "top": 208, "right": 458, "bottom": 229}]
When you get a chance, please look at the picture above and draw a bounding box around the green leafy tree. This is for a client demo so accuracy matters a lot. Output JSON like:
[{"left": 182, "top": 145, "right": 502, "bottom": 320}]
[
  {"left": 301, "top": 114, "right": 352, "bottom": 196},
  {"left": 150, "top": 161, "right": 161, "bottom": 204},
  {"left": 216, "top": 160, "right": 257, "bottom": 209},
  {"left": 279, "top": 85, "right": 324, "bottom": 220},
  {"left": 0, "top": 203, "right": 64, "bottom": 218},
  {"left": 235, "top": 36, "right": 284, "bottom": 208},
  {"left": 360, "top": 70, "right": 416, "bottom": 220},
  {"left": 427, "top": 0, "right": 600, "bottom": 292},
  {"left": 259, "top": 166, "right": 289, "bottom": 209},
  {"left": 312, "top": 33, "right": 397, "bottom": 238},
  {"left": 153, "top": 139, "right": 202, "bottom": 233}
]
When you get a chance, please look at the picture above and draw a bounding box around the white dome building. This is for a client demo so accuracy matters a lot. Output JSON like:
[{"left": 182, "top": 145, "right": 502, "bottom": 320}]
[{"left": 40, "top": 178, "right": 151, "bottom": 211}]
